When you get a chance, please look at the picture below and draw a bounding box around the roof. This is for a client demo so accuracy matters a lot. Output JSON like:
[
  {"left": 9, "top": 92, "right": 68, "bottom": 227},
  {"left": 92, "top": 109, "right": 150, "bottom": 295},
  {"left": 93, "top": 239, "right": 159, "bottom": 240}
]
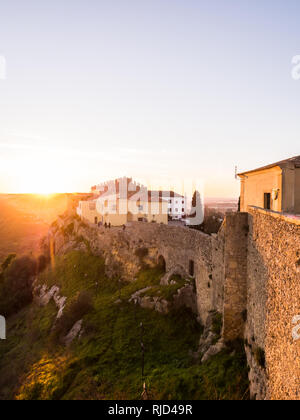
[
  {"left": 238, "top": 155, "right": 300, "bottom": 177},
  {"left": 150, "top": 190, "right": 184, "bottom": 198},
  {"left": 86, "top": 190, "right": 167, "bottom": 203}
]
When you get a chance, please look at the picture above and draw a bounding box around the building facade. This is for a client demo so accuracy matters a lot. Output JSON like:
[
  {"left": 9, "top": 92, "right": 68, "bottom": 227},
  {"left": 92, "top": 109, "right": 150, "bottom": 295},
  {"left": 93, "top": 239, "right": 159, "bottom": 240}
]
[
  {"left": 238, "top": 156, "right": 300, "bottom": 214},
  {"left": 77, "top": 177, "right": 169, "bottom": 226},
  {"left": 151, "top": 191, "right": 186, "bottom": 220}
]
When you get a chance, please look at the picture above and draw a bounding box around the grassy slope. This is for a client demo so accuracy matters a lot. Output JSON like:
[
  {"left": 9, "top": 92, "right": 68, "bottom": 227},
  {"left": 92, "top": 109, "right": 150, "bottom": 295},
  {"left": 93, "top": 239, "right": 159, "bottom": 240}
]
[{"left": 0, "top": 251, "right": 249, "bottom": 400}]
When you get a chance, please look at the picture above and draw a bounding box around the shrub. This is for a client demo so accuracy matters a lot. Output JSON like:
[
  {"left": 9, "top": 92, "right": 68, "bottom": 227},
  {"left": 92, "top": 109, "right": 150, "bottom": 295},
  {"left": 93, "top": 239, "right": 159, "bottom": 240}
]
[
  {"left": 64, "top": 223, "right": 75, "bottom": 237},
  {"left": 0, "top": 256, "right": 37, "bottom": 316},
  {"left": 1, "top": 254, "right": 16, "bottom": 272},
  {"left": 37, "top": 254, "right": 49, "bottom": 274},
  {"left": 211, "top": 312, "right": 223, "bottom": 337},
  {"left": 53, "top": 291, "right": 93, "bottom": 341},
  {"left": 134, "top": 247, "right": 149, "bottom": 259}
]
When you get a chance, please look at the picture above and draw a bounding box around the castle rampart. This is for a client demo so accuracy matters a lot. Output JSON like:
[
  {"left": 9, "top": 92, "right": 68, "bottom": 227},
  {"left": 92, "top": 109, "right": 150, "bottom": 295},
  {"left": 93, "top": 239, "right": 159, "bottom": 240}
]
[
  {"left": 246, "top": 206, "right": 300, "bottom": 400},
  {"left": 50, "top": 208, "right": 300, "bottom": 399}
]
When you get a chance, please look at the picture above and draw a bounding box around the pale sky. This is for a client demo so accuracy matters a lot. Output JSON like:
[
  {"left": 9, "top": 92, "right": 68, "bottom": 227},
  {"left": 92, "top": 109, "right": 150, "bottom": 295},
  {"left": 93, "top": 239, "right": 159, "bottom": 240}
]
[{"left": 0, "top": 0, "right": 299, "bottom": 196}]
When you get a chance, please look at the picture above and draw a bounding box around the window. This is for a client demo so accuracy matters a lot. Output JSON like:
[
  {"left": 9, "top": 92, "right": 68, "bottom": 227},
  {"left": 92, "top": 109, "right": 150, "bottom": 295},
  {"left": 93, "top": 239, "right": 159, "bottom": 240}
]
[
  {"left": 189, "top": 260, "right": 195, "bottom": 277},
  {"left": 264, "top": 193, "right": 271, "bottom": 210},
  {"left": 89, "top": 202, "right": 96, "bottom": 211},
  {"left": 182, "top": 208, "right": 185, "bottom": 213},
  {"left": 138, "top": 205, "right": 143, "bottom": 212},
  {"left": 175, "top": 208, "right": 178, "bottom": 212}
]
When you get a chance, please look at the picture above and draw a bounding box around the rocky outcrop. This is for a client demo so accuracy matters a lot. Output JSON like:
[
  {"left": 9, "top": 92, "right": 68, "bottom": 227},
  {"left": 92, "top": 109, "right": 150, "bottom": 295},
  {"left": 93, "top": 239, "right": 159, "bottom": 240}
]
[
  {"left": 63, "top": 320, "right": 83, "bottom": 346},
  {"left": 160, "top": 265, "right": 189, "bottom": 285},
  {"left": 34, "top": 284, "right": 67, "bottom": 320},
  {"left": 196, "top": 311, "right": 225, "bottom": 363},
  {"left": 173, "top": 284, "right": 198, "bottom": 314},
  {"left": 129, "top": 288, "right": 169, "bottom": 314},
  {"left": 244, "top": 344, "right": 267, "bottom": 400}
]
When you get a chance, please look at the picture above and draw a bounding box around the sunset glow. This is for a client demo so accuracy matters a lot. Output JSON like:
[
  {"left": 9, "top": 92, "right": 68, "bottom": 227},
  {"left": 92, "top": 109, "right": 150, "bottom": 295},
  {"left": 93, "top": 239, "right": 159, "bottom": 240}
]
[{"left": 0, "top": 2, "right": 299, "bottom": 197}]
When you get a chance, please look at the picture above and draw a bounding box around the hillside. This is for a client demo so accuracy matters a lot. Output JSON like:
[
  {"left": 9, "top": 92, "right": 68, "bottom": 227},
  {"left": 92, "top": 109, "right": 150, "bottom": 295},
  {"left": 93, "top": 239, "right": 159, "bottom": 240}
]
[
  {"left": 0, "top": 194, "right": 90, "bottom": 263},
  {"left": 0, "top": 248, "right": 249, "bottom": 400}
]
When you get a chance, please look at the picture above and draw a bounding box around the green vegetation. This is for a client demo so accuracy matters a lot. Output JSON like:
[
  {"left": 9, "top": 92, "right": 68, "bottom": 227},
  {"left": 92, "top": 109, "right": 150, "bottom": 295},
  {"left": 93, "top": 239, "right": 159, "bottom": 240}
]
[
  {"left": 0, "top": 255, "right": 37, "bottom": 317},
  {"left": 139, "top": 275, "right": 188, "bottom": 302},
  {"left": 0, "top": 251, "right": 249, "bottom": 400},
  {"left": 211, "top": 311, "right": 223, "bottom": 337}
]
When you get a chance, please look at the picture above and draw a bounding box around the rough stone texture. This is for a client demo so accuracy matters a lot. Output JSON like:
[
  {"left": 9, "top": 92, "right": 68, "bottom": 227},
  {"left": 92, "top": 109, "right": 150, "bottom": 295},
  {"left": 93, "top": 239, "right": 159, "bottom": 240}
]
[
  {"left": 63, "top": 320, "right": 83, "bottom": 346},
  {"left": 201, "top": 340, "right": 225, "bottom": 363},
  {"left": 50, "top": 218, "right": 214, "bottom": 324},
  {"left": 247, "top": 207, "right": 300, "bottom": 400},
  {"left": 34, "top": 284, "right": 67, "bottom": 320},
  {"left": 46, "top": 210, "right": 300, "bottom": 400},
  {"left": 173, "top": 284, "right": 198, "bottom": 314},
  {"left": 211, "top": 225, "right": 225, "bottom": 316},
  {"left": 223, "top": 213, "right": 248, "bottom": 342},
  {"left": 129, "top": 291, "right": 170, "bottom": 314},
  {"left": 160, "top": 265, "right": 189, "bottom": 285},
  {"left": 196, "top": 311, "right": 225, "bottom": 362}
]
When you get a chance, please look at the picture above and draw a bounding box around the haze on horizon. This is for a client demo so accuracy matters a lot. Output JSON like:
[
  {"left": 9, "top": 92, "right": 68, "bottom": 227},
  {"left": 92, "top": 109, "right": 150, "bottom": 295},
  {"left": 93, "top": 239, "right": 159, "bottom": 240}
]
[{"left": 0, "top": 0, "right": 299, "bottom": 197}]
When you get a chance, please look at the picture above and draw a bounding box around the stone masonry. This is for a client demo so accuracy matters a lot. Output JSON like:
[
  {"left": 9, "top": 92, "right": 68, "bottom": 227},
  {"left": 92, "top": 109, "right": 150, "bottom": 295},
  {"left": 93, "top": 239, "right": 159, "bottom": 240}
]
[{"left": 49, "top": 209, "right": 300, "bottom": 400}]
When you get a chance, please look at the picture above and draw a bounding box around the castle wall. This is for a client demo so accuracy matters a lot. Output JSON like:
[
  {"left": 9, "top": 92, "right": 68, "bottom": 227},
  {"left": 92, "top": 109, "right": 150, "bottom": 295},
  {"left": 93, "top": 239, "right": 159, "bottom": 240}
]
[
  {"left": 222, "top": 213, "right": 248, "bottom": 342},
  {"left": 51, "top": 208, "right": 300, "bottom": 400},
  {"left": 52, "top": 220, "right": 215, "bottom": 325},
  {"left": 211, "top": 224, "right": 225, "bottom": 315},
  {"left": 247, "top": 207, "right": 300, "bottom": 400}
]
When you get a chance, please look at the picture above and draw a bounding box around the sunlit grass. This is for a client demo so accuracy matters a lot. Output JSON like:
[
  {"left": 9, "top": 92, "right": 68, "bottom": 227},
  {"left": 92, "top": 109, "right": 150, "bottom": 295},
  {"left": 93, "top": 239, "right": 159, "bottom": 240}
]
[{"left": 0, "top": 251, "right": 249, "bottom": 400}]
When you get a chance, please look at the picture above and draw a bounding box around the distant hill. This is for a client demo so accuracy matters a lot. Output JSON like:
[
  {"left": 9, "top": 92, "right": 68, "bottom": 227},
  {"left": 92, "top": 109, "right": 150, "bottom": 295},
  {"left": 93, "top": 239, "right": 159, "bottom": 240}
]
[{"left": 0, "top": 194, "right": 90, "bottom": 262}]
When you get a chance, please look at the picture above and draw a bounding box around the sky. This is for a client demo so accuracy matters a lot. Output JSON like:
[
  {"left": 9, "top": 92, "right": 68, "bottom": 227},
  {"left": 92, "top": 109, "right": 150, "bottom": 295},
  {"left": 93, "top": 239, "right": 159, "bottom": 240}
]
[{"left": 0, "top": 0, "right": 300, "bottom": 197}]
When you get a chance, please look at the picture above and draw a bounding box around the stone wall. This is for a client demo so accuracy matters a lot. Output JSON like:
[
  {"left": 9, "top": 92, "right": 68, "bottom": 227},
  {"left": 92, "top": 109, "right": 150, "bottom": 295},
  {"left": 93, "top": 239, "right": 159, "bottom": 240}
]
[
  {"left": 246, "top": 207, "right": 300, "bottom": 400},
  {"left": 49, "top": 209, "right": 300, "bottom": 400},
  {"left": 51, "top": 218, "right": 214, "bottom": 325},
  {"left": 223, "top": 213, "right": 248, "bottom": 342}
]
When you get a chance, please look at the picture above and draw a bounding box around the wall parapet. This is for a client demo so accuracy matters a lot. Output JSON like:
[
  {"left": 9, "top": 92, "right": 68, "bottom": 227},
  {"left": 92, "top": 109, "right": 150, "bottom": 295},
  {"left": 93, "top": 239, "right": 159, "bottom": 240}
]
[{"left": 248, "top": 205, "right": 300, "bottom": 226}]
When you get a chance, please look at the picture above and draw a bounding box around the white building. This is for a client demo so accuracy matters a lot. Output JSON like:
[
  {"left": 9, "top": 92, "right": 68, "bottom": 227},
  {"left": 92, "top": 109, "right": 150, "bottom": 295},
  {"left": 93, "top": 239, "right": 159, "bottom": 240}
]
[
  {"left": 77, "top": 178, "right": 169, "bottom": 226},
  {"left": 152, "top": 191, "right": 186, "bottom": 220}
]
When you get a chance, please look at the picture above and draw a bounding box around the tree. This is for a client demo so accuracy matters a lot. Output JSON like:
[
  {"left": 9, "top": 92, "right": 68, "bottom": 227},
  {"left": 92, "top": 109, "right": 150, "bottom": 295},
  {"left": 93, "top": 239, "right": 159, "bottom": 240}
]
[{"left": 0, "top": 256, "right": 37, "bottom": 317}]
